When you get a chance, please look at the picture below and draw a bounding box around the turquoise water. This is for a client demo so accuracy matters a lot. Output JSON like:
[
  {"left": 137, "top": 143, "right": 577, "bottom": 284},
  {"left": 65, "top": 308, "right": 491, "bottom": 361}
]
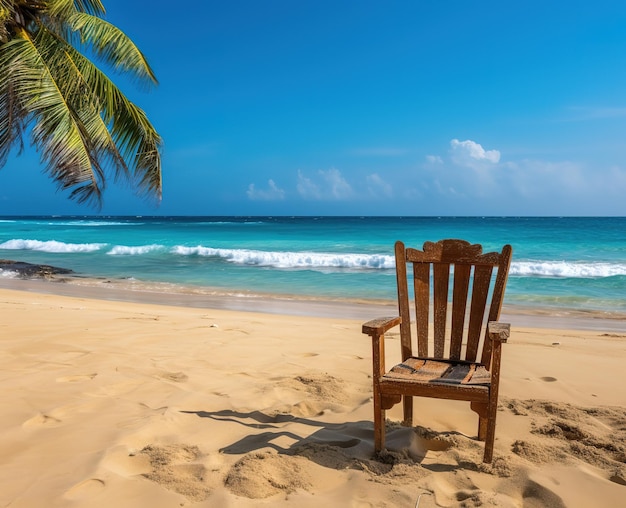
[{"left": 1, "top": 216, "right": 625, "bottom": 314}]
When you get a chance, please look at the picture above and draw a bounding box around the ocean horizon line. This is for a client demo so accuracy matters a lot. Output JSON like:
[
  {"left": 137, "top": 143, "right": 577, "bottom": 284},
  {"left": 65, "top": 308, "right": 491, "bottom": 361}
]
[{"left": 2, "top": 214, "right": 626, "bottom": 220}]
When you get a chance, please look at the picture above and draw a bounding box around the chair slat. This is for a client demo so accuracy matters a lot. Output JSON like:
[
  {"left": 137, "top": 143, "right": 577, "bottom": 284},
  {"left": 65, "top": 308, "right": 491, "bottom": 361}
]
[
  {"left": 432, "top": 263, "right": 450, "bottom": 358},
  {"left": 450, "top": 263, "right": 471, "bottom": 360},
  {"left": 465, "top": 265, "right": 493, "bottom": 361},
  {"left": 414, "top": 263, "right": 430, "bottom": 357},
  {"left": 395, "top": 241, "right": 412, "bottom": 361},
  {"left": 481, "top": 245, "right": 513, "bottom": 366},
  {"left": 407, "top": 240, "right": 483, "bottom": 263}
]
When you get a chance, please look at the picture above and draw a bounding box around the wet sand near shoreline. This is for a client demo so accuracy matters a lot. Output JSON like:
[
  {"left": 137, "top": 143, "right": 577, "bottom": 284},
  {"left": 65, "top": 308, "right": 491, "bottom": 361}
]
[{"left": 1, "top": 273, "right": 625, "bottom": 332}]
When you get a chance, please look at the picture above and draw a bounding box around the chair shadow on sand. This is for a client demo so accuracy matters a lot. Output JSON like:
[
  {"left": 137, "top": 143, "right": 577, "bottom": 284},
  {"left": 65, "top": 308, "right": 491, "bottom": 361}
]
[{"left": 180, "top": 408, "right": 480, "bottom": 474}]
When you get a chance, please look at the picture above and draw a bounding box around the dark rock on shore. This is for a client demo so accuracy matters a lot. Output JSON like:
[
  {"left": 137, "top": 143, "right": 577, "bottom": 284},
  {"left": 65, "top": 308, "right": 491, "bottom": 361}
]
[{"left": 0, "top": 260, "right": 74, "bottom": 278}]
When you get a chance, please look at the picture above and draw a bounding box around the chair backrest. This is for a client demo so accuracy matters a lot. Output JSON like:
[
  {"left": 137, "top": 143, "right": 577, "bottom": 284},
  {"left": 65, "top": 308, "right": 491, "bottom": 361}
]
[{"left": 395, "top": 239, "right": 512, "bottom": 368}]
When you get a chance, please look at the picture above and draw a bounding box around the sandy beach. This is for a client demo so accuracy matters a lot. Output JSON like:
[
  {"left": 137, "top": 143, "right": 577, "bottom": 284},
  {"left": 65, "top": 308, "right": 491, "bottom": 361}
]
[{"left": 1, "top": 285, "right": 625, "bottom": 507}]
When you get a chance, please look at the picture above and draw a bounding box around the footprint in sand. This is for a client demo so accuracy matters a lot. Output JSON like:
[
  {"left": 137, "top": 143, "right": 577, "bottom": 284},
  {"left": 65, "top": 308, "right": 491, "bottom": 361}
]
[
  {"left": 224, "top": 327, "right": 250, "bottom": 335},
  {"left": 115, "top": 403, "right": 168, "bottom": 429},
  {"left": 50, "top": 349, "right": 91, "bottom": 363},
  {"left": 156, "top": 371, "right": 188, "bottom": 383},
  {"left": 540, "top": 376, "right": 557, "bottom": 382},
  {"left": 118, "top": 314, "right": 160, "bottom": 321},
  {"left": 339, "top": 354, "right": 364, "bottom": 360},
  {"left": 115, "top": 366, "right": 188, "bottom": 383},
  {"left": 22, "top": 413, "right": 62, "bottom": 428},
  {"left": 64, "top": 478, "right": 105, "bottom": 500},
  {"left": 56, "top": 373, "right": 97, "bottom": 383}
]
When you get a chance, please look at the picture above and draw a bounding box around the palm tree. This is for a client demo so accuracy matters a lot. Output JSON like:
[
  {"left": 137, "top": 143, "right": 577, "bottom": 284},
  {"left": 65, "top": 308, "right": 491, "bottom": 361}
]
[{"left": 0, "top": 0, "right": 162, "bottom": 207}]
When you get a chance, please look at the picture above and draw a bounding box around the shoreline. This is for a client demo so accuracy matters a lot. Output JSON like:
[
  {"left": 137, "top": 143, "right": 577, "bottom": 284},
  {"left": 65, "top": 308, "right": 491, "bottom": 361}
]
[{"left": 1, "top": 275, "right": 625, "bottom": 332}]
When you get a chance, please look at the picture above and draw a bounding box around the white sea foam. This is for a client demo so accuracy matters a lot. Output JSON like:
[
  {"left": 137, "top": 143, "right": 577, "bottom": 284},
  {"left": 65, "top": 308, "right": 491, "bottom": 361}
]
[
  {"left": 60, "top": 221, "right": 141, "bottom": 227},
  {"left": 193, "top": 221, "right": 267, "bottom": 226},
  {"left": 107, "top": 244, "right": 164, "bottom": 255},
  {"left": 511, "top": 261, "right": 626, "bottom": 278},
  {"left": 24, "top": 220, "right": 140, "bottom": 227},
  {"left": 171, "top": 246, "right": 395, "bottom": 269},
  {"left": 0, "top": 239, "right": 105, "bottom": 253}
]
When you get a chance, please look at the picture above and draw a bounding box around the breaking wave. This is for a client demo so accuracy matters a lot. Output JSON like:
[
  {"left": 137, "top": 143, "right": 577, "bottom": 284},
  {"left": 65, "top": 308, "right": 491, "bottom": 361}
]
[
  {"left": 108, "top": 244, "right": 164, "bottom": 255},
  {"left": 171, "top": 246, "right": 395, "bottom": 269},
  {"left": 510, "top": 261, "right": 626, "bottom": 278},
  {"left": 0, "top": 239, "right": 105, "bottom": 253}
]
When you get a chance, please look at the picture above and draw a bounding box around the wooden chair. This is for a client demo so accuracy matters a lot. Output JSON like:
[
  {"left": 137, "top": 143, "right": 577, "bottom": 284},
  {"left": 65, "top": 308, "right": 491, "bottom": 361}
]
[{"left": 362, "top": 239, "right": 512, "bottom": 463}]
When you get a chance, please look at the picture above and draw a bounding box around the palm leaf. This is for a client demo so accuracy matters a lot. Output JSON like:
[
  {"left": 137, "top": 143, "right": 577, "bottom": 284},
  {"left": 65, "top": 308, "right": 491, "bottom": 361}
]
[
  {"left": 73, "top": 0, "right": 105, "bottom": 15},
  {"left": 35, "top": 24, "right": 128, "bottom": 173},
  {"left": 1, "top": 31, "right": 102, "bottom": 204},
  {"left": 47, "top": 0, "right": 105, "bottom": 16},
  {"left": 0, "top": 71, "right": 26, "bottom": 165},
  {"left": 68, "top": 12, "right": 157, "bottom": 84},
  {"left": 58, "top": 40, "right": 162, "bottom": 199}
]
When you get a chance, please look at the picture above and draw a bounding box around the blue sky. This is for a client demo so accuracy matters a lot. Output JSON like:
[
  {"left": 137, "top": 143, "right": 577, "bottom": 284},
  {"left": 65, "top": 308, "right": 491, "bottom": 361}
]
[{"left": 1, "top": 1, "right": 626, "bottom": 216}]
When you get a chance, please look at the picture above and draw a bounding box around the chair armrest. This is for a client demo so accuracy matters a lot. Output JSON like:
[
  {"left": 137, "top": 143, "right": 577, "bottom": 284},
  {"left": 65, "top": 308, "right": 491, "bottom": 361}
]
[
  {"left": 487, "top": 321, "right": 510, "bottom": 343},
  {"left": 362, "top": 316, "right": 401, "bottom": 337}
]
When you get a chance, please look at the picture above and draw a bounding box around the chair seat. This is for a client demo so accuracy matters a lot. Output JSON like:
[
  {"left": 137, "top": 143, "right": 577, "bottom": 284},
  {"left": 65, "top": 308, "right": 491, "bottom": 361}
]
[{"left": 383, "top": 358, "right": 491, "bottom": 388}]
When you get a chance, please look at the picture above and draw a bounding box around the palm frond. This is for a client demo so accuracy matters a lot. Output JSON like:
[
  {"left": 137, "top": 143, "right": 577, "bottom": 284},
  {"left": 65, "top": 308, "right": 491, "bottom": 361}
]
[
  {"left": 35, "top": 24, "right": 128, "bottom": 173},
  {"left": 46, "top": 0, "right": 105, "bottom": 16},
  {"left": 59, "top": 41, "right": 162, "bottom": 198},
  {"left": 69, "top": 12, "right": 157, "bottom": 84},
  {"left": 1, "top": 31, "right": 103, "bottom": 205},
  {"left": 0, "top": 66, "right": 26, "bottom": 165},
  {"left": 73, "top": 0, "right": 105, "bottom": 15},
  {"left": 1, "top": 0, "right": 18, "bottom": 42}
]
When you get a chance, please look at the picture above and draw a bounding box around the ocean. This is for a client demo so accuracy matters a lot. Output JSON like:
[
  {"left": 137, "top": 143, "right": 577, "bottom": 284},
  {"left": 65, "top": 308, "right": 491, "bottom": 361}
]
[{"left": 1, "top": 216, "right": 626, "bottom": 320}]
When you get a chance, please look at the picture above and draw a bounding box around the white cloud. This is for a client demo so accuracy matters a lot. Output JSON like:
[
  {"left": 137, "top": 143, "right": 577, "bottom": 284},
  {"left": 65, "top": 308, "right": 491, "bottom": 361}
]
[
  {"left": 412, "top": 138, "right": 626, "bottom": 213},
  {"left": 418, "top": 139, "right": 503, "bottom": 199},
  {"left": 297, "top": 169, "right": 353, "bottom": 200},
  {"left": 503, "top": 159, "right": 589, "bottom": 197},
  {"left": 450, "top": 139, "right": 500, "bottom": 168},
  {"left": 426, "top": 155, "right": 443, "bottom": 164},
  {"left": 366, "top": 173, "right": 393, "bottom": 198},
  {"left": 324, "top": 169, "right": 353, "bottom": 199},
  {"left": 296, "top": 170, "right": 322, "bottom": 199},
  {"left": 246, "top": 179, "right": 285, "bottom": 201}
]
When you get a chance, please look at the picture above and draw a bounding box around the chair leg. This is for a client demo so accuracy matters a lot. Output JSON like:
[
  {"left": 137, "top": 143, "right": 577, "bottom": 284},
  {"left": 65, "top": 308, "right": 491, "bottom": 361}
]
[
  {"left": 483, "top": 399, "right": 498, "bottom": 463},
  {"left": 373, "top": 387, "right": 385, "bottom": 452},
  {"left": 478, "top": 416, "right": 488, "bottom": 441},
  {"left": 402, "top": 395, "right": 413, "bottom": 426},
  {"left": 470, "top": 401, "right": 488, "bottom": 441}
]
